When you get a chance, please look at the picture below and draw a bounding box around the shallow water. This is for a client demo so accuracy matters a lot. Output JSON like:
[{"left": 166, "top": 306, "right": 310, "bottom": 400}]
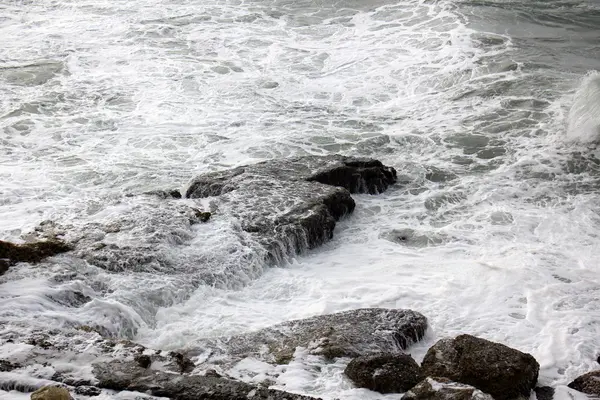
[{"left": 1, "top": 0, "right": 600, "bottom": 398}]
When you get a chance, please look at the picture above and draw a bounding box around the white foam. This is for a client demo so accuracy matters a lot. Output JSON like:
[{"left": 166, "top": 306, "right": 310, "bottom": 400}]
[
  {"left": 566, "top": 71, "right": 600, "bottom": 142},
  {"left": 1, "top": 0, "right": 599, "bottom": 398}
]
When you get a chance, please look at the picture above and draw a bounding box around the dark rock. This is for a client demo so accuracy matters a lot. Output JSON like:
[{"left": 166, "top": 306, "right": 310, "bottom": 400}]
[
  {"left": 402, "top": 377, "right": 493, "bottom": 400},
  {"left": 189, "top": 208, "right": 211, "bottom": 223},
  {"left": 344, "top": 352, "right": 422, "bottom": 393},
  {"left": 191, "top": 308, "right": 427, "bottom": 366},
  {"left": 0, "top": 359, "right": 21, "bottom": 372},
  {"left": 534, "top": 386, "right": 554, "bottom": 400},
  {"left": 597, "top": 354, "right": 600, "bottom": 364},
  {"left": 421, "top": 335, "right": 539, "bottom": 400},
  {"left": 0, "top": 239, "right": 71, "bottom": 274},
  {"left": 568, "top": 370, "right": 600, "bottom": 396},
  {"left": 73, "top": 386, "right": 102, "bottom": 396},
  {"left": 186, "top": 155, "right": 396, "bottom": 263},
  {"left": 169, "top": 351, "right": 195, "bottom": 373},
  {"left": 134, "top": 354, "right": 152, "bottom": 369},
  {"left": 204, "top": 369, "right": 223, "bottom": 378},
  {"left": 144, "top": 189, "right": 182, "bottom": 199},
  {"left": 92, "top": 360, "right": 321, "bottom": 400}
]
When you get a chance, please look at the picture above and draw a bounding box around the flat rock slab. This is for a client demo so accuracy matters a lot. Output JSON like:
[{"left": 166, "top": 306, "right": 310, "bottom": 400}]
[
  {"left": 421, "top": 335, "right": 539, "bottom": 400},
  {"left": 191, "top": 308, "right": 427, "bottom": 365},
  {"left": 402, "top": 377, "right": 494, "bottom": 400},
  {"left": 93, "top": 360, "right": 321, "bottom": 400}
]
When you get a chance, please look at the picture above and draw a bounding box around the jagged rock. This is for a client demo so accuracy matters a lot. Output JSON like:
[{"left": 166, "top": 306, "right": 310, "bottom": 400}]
[
  {"left": 0, "top": 239, "right": 71, "bottom": 274},
  {"left": 92, "top": 360, "right": 321, "bottom": 400},
  {"left": 344, "top": 352, "right": 422, "bottom": 393},
  {"left": 568, "top": 370, "right": 600, "bottom": 396},
  {"left": 535, "top": 386, "right": 555, "bottom": 400},
  {"left": 191, "top": 308, "right": 427, "bottom": 366},
  {"left": 402, "top": 377, "right": 494, "bottom": 400},
  {"left": 185, "top": 155, "right": 396, "bottom": 263},
  {"left": 30, "top": 386, "right": 73, "bottom": 400},
  {"left": 421, "top": 335, "right": 539, "bottom": 400}
]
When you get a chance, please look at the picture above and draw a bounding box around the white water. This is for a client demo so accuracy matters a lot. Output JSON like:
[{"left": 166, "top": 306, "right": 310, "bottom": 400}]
[{"left": 1, "top": 0, "right": 600, "bottom": 398}]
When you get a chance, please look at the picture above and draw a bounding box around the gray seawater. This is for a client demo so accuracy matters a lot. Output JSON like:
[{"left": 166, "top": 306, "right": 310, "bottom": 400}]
[{"left": 1, "top": 0, "right": 600, "bottom": 398}]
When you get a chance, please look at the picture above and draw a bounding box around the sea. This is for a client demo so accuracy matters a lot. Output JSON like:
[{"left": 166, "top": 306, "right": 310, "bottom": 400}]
[{"left": 1, "top": 0, "right": 600, "bottom": 399}]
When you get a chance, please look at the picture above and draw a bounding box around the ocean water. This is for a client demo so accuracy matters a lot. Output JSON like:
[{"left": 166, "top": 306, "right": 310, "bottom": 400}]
[{"left": 1, "top": 0, "right": 600, "bottom": 398}]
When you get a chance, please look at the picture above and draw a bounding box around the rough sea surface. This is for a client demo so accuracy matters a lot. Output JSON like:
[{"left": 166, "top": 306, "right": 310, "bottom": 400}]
[{"left": 1, "top": 0, "right": 600, "bottom": 398}]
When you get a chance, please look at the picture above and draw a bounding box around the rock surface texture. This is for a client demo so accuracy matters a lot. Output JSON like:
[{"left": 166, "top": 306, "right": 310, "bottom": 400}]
[
  {"left": 190, "top": 308, "right": 427, "bottom": 365},
  {"left": 421, "top": 335, "right": 539, "bottom": 400},
  {"left": 185, "top": 155, "right": 397, "bottom": 263},
  {"left": 30, "top": 386, "right": 73, "bottom": 400},
  {"left": 92, "top": 360, "right": 321, "bottom": 400},
  {"left": 402, "top": 378, "right": 494, "bottom": 400},
  {"left": 344, "top": 352, "right": 422, "bottom": 393},
  {"left": 568, "top": 370, "right": 600, "bottom": 396}
]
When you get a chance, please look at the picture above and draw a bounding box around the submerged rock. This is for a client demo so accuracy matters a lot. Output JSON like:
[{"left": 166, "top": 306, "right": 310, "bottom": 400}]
[
  {"left": 421, "top": 335, "right": 539, "bottom": 400},
  {"left": 191, "top": 308, "right": 427, "bottom": 365},
  {"left": 0, "top": 239, "right": 71, "bottom": 275},
  {"left": 402, "top": 377, "right": 494, "bottom": 400},
  {"left": 344, "top": 352, "right": 422, "bottom": 393},
  {"left": 30, "top": 386, "right": 73, "bottom": 400},
  {"left": 568, "top": 370, "right": 600, "bottom": 396},
  {"left": 92, "top": 360, "right": 321, "bottom": 400}
]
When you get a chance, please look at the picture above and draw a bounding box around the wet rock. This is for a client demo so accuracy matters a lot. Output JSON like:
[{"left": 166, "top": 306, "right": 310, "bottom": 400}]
[
  {"left": 186, "top": 155, "right": 396, "bottom": 263},
  {"left": 0, "top": 359, "right": 21, "bottom": 372},
  {"left": 534, "top": 386, "right": 555, "bottom": 400},
  {"left": 169, "top": 351, "right": 195, "bottom": 373},
  {"left": 0, "top": 239, "right": 71, "bottom": 274},
  {"left": 143, "top": 189, "right": 182, "bottom": 199},
  {"left": 92, "top": 360, "right": 321, "bottom": 400},
  {"left": 134, "top": 354, "right": 152, "bottom": 369},
  {"left": 192, "top": 308, "right": 427, "bottom": 365},
  {"left": 344, "top": 352, "right": 422, "bottom": 393},
  {"left": 568, "top": 370, "right": 600, "bottom": 396},
  {"left": 73, "top": 386, "right": 102, "bottom": 396},
  {"left": 421, "top": 335, "right": 539, "bottom": 400},
  {"left": 37, "top": 156, "right": 395, "bottom": 289},
  {"left": 30, "top": 386, "right": 73, "bottom": 400},
  {"left": 402, "top": 377, "right": 493, "bottom": 400}
]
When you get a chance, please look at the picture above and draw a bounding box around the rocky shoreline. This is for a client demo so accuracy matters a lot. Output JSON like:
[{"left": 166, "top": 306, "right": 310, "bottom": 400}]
[{"left": 0, "top": 155, "right": 599, "bottom": 399}]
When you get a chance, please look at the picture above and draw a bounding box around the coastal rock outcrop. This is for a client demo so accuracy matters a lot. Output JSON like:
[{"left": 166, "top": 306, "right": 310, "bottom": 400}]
[
  {"left": 30, "top": 156, "right": 396, "bottom": 289},
  {"left": 344, "top": 352, "right": 422, "bottom": 393},
  {"left": 402, "top": 377, "right": 494, "bottom": 400},
  {"left": 191, "top": 308, "right": 427, "bottom": 365},
  {"left": 421, "top": 335, "right": 539, "bottom": 400},
  {"left": 185, "top": 155, "right": 396, "bottom": 263},
  {"left": 568, "top": 370, "right": 600, "bottom": 396}
]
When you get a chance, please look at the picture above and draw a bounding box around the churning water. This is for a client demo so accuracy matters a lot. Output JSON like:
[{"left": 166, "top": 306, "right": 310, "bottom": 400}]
[{"left": 1, "top": 0, "right": 600, "bottom": 398}]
